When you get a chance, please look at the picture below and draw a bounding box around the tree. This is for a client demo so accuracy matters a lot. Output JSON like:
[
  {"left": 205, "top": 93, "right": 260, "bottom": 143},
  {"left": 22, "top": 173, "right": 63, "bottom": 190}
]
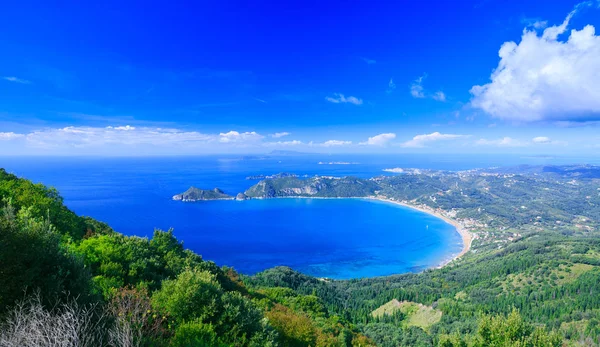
[
  {"left": 437, "top": 309, "right": 562, "bottom": 347},
  {"left": 0, "top": 204, "right": 93, "bottom": 312},
  {"left": 151, "top": 268, "right": 222, "bottom": 323},
  {"left": 171, "top": 321, "right": 227, "bottom": 347},
  {"left": 215, "top": 291, "right": 263, "bottom": 345}
]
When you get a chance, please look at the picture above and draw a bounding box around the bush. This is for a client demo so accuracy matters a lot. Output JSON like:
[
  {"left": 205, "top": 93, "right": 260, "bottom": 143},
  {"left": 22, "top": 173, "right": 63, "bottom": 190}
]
[{"left": 151, "top": 269, "right": 222, "bottom": 323}]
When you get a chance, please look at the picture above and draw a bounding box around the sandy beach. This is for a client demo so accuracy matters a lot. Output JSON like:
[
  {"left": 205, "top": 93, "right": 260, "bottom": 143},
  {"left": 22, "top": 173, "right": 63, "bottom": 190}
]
[
  {"left": 366, "top": 196, "right": 473, "bottom": 267},
  {"left": 258, "top": 195, "right": 474, "bottom": 268}
]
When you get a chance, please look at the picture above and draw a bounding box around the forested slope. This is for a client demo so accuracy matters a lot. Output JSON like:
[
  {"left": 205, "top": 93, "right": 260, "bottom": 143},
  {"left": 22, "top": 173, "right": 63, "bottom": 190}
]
[
  {"left": 1, "top": 167, "right": 599, "bottom": 346},
  {"left": 0, "top": 169, "right": 373, "bottom": 347}
]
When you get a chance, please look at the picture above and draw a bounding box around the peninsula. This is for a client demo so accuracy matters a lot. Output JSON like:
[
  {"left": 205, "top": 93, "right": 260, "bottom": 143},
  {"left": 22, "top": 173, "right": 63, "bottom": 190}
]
[{"left": 175, "top": 165, "right": 600, "bottom": 266}]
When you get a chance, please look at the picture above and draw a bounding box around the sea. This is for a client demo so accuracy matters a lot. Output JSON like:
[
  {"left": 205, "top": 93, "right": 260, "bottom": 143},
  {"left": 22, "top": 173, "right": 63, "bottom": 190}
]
[{"left": 1, "top": 153, "right": 595, "bottom": 279}]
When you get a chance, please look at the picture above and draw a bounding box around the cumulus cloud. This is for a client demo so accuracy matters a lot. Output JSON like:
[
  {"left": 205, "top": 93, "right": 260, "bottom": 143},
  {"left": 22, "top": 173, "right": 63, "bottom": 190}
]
[
  {"left": 2, "top": 76, "right": 31, "bottom": 84},
  {"left": 476, "top": 137, "right": 527, "bottom": 147},
  {"left": 270, "top": 132, "right": 290, "bottom": 138},
  {"left": 0, "top": 132, "right": 25, "bottom": 140},
  {"left": 470, "top": 2, "right": 600, "bottom": 122},
  {"left": 218, "top": 131, "right": 263, "bottom": 143},
  {"left": 325, "top": 93, "right": 363, "bottom": 105},
  {"left": 400, "top": 132, "right": 466, "bottom": 148},
  {"left": 360, "top": 133, "right": 396, "bottom": 146}
]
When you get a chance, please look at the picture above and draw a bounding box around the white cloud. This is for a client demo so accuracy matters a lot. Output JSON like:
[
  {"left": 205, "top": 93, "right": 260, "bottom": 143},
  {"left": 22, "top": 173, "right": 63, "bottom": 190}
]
[
  {"left": 309, "top": 140, "right": 352, "bottom": 147},
  {"left": 400, "top": 132, "right": 466, "bottom": 148},
  {"left": 530, "top": 136, "right": 568, "bottom": 145},
  {"left": 410, "top": 75, "right": 426, "bottom": 98},
  {"left": 476, "top": 137, "right": 527, "bottom": 147},
  {"left": 532, "top": 136, "right": 551, "bottom": 143},
  {"left": 2, "top": 76, "right": 31, "bottom": 84},
  {"left": 263, "top": 140, "right": 303, "bottom": 147},
  {"left": 218, "top": 131, "right": 263, "bottom": 143},
  {"left": 432, "top": 91, "right": 446, "bottom": 102},
  {"left": 325, "top": 93, "right": 363, "bottom": 105},
  {"left": 0, "top": 132, "right": 24, "bottom": 140},
  {"left": 410, "top": 74, "right": 447, "bottom": 101},
  {"left": 386, "top": 78, "right": 396, "bottom": 94},
  {"left": 0, "top": 126, "right": 319, "bottom": 154},
  {"left": 23, "top": 126, "right": 216, "bottom": 148},
  {"left": 521, "top": 17, "right": 548, "bottom": 30},
  {"left": 470, "top": 2, "right": 600, "bottom": 122},
  {"left": 360, "top": 133, "right": 396, "bottom": 146},
  {"left": 293, "top": 140, "right": 354, "bottom": 147},
  {"left": 18, "top": 126, "right": 263, "bottom": 149},
  {"left": 270, "top": 132, "right": 291, "bottom": 138},
  {"left": 107, "top": 125, "right": 136, "bottom": 131}
]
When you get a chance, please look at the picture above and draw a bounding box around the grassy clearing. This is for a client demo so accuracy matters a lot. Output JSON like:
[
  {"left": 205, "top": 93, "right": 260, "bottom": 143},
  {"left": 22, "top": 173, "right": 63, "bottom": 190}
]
[
  {"left": 371, "top": 299, "right": 442, "bottom": 330},
  {"left": 554, "top": 263, "right": 595, "bottom": 285}
]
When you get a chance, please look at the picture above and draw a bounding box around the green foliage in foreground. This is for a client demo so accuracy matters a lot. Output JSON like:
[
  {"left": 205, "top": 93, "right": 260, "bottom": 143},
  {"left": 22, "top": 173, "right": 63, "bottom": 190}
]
[
  {"left": 0, "top": 169, "right": 373, "bottom": 346},
  {"left": 0, "top": 204, "right": 94, "bottom": 313}
]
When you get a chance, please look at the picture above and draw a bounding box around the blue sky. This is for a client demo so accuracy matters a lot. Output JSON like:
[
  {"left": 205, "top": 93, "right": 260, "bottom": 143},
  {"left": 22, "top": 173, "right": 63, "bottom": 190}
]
[{"left": 1, "top": 0, "right": 599, "bottom": 155}]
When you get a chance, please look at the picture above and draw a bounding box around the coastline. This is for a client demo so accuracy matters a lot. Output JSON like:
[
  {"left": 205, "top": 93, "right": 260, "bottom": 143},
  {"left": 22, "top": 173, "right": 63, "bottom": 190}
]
[
  {"left": 248, "top": 195, "right": 473, "bottom": 268},
  {"left": 364, "top": 196, "right": 473, "bottom": 268}
]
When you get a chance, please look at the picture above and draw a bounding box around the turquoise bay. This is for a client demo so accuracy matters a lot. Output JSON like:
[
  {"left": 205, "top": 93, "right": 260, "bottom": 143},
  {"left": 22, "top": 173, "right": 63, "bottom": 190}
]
[
  {"left": 0, "top": 155, "right": 482, "bottom": 279},
  {"left": 169, "top": 198, "right": 462, "bottom": 279}
]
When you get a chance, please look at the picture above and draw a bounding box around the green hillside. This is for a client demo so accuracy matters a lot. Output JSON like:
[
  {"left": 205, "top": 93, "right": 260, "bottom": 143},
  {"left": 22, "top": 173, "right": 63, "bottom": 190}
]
[
  {"left": 0, "top": 169, "right": 374, "bottom": 347},
  {"left": 2, "top": 167, "right": 600, "bottom": 346}
]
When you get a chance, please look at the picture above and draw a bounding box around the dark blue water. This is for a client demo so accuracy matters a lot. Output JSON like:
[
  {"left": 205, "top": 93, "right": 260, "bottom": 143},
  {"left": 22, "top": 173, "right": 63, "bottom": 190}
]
[{"left": 1, "top": 154, "right": 593, "bottom": 278}]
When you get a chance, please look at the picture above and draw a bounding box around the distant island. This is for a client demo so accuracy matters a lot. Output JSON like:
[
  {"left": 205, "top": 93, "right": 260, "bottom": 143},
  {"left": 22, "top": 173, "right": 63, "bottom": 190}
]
[{"left": 172, "top": 187, "right": 249, "bottom": 201}]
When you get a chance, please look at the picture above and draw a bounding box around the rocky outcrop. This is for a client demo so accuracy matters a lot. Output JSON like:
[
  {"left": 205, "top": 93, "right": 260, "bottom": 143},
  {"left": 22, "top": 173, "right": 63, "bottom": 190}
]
[
  {"left": 172, "top": 187, "right": 234, "bottom": 201},
  {"left": 235, "top": 193, "right": 251, "bottom": 200}
]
